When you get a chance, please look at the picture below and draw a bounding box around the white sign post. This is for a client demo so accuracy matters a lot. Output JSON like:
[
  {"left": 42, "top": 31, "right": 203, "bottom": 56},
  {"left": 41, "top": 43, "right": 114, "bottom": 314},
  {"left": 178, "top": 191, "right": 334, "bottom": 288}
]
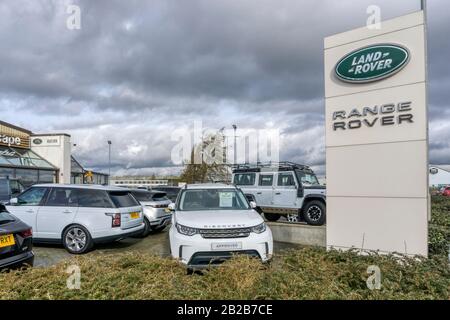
[{"left": 324, "top": 11, "right": 428, "bottom": 256}]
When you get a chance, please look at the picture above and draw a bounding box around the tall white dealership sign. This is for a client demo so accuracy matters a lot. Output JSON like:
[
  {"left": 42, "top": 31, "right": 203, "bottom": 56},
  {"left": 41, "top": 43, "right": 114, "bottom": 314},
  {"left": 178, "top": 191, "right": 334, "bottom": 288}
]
[{"left": 324, "top": 11, "right": 428, "bottom": 256}]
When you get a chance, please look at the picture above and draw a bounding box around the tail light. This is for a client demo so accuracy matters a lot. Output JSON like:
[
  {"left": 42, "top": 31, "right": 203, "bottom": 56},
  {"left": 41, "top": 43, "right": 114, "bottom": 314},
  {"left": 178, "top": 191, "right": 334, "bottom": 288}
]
[
  {"left": 20, "top": 228, "right": 33, "bottom": 238},
  {"left": 105, "top": 213, "right": 121, "bottom": 227}
]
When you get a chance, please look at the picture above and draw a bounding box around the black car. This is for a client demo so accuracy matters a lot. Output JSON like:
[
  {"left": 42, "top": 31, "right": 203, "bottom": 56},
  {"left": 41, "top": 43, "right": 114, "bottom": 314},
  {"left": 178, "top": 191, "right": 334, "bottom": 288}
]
[
  {"left": 0, "top": 203, "right": 34, "bottom": 270},
  {"left": 152, "top": 186, "right": 181, "bottom": 202}
]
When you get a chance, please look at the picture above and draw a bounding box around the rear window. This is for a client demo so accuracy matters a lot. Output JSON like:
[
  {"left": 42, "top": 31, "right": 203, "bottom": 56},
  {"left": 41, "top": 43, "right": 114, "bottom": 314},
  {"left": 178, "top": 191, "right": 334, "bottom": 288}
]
[
  {"left": 109, "top": 191, "right": 140, "bottom": 207},
  {"left": 153, "top": 187, "right": 180, "bottom": 195},
  {"left": 73, "top": 189, "right": 114, "bottom": 208},
  {"left": 131, "top": 191, "right": 153, "bottom": 202},
  {"left": 151, "top": 192, "right": 169, "bottom": 201}
]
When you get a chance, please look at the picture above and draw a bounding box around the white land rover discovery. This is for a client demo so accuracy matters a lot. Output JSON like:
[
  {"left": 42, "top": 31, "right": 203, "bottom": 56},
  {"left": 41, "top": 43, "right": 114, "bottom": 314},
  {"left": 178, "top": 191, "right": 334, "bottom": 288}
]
[
  {"left": 169, "top": 184, "right": 273, "bottom": 268},
  {"left": 232, "top": 162, "right": 326, "bottom": 225}
]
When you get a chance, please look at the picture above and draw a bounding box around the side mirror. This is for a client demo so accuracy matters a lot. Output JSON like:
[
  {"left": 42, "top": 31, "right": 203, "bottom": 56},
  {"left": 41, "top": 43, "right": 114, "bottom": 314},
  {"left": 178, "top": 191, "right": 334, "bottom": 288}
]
[
  {"left": 249, "top": 201, "right": 257, "bottom": 209},
  {"left": 168, "top": 203, "right": 176, "bottom": 211},
  {"left": 9, "top": 198, "right": 18, "bottom": 205}
]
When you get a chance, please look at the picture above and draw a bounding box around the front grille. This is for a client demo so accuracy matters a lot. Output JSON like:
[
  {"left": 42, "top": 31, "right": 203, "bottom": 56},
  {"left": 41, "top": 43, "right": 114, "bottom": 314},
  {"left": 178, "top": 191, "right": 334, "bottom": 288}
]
[
  {"left": 188, "top": 250, "right": 260, "bottom": 266},
  {"left": 199, "top": 227, "right": 251, "bottom": 239}
]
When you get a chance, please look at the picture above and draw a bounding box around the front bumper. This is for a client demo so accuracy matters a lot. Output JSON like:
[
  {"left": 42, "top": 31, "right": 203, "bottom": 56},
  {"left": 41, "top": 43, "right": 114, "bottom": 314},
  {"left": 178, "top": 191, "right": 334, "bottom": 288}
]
[
  {"left": 149, "top": 214, "right": 172, "bottom": 228},
  {"left": 0, "top": 251, "right": 34, "bottom": 270},
  {"left": 169, "top": 227, "right": 273, "bottom": 267},
  {"left": 144, "top": 208, "right": 172, "bottom": 228}
]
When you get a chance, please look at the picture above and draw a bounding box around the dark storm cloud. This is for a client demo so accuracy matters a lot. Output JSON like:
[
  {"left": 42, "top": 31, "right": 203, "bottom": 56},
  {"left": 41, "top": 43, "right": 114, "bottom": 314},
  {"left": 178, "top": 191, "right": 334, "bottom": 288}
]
[{"left": 0, "top": 0, "right": 449, "bottom": 174}]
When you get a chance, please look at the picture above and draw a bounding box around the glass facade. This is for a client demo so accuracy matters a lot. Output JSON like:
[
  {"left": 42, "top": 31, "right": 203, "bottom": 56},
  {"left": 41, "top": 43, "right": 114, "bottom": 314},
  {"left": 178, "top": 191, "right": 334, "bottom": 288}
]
[
  {"left": 71, "top": 156, "right": 84, "bottom": 184},
  {"left": 0, "top": 147, "right": 57, "bottom": 188},
  {"left": 71, "top": 156, "right": 109, "bottom": 185}
]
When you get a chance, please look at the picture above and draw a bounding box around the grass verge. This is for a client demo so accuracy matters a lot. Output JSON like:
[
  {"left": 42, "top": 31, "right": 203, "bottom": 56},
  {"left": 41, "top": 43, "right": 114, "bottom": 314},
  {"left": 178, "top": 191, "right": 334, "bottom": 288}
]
[{"left": 0, "top": 196, "right": 448, "bottom": 300}]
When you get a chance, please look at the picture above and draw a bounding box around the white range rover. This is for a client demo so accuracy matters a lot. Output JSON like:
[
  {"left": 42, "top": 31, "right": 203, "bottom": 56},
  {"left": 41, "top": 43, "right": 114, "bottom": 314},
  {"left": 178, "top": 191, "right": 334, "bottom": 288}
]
[
  {"left": 169, "top": 184, "right": 273, "bottom": 269},
  {"left": 6, "top": 184, "right": 144, "bottom": 254}
]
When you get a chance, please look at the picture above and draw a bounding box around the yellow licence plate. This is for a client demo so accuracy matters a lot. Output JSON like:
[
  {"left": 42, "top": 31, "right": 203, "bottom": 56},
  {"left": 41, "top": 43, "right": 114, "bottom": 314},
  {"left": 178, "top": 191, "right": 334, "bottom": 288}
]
[
  {"left": 130, "top": 212, "right": 140, "bottom": 219},
  {"left": 0, "top": 234, "right": 15, "bottom": 248}
]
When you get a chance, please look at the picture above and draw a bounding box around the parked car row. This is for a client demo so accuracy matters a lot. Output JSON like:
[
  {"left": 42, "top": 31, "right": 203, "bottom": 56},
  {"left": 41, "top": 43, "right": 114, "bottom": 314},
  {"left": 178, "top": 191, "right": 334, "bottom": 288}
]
[
  {"left": 6, "top": 184, "right": 145, "bottom": 254},
  {"left": 1, "top": 162, "right": 323, "bottom": 270}
]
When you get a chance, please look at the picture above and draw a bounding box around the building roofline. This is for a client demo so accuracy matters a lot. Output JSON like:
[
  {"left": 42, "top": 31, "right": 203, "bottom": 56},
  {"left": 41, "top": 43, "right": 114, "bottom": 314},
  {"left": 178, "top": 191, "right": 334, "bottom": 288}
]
[
  {"left": 0, "top": 120, "right": 32, "bottom": 135},
  {"left": 430, "top": 165, "right": 450, "bottom": 173},
  {"left": 31, "top": 133, "right": 71, "bottom": 138}
]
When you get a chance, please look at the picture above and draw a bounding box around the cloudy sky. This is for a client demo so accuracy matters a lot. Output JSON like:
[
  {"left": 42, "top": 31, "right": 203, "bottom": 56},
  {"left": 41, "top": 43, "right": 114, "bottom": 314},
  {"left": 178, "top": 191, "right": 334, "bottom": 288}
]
[{"left": 0, "top": 0, "right": 448, "bottom": 177}]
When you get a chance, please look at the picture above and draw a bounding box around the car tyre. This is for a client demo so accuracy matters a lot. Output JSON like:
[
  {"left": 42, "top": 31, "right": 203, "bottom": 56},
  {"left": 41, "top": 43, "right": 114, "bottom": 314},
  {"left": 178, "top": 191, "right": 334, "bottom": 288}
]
[
  {"left": 303, "top": 201, "right": 326, "bottom": 226},
  {"left": 264, "top": 212, "right": 281, "bottom": 222},
  {"left": 62, "top": 225, "right": 93, "bottom": 254}
]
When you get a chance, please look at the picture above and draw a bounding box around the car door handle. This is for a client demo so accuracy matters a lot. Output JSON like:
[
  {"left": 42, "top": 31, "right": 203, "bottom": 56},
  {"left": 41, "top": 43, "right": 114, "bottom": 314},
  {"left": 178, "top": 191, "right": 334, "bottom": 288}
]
[
  {"left": 256, "top": 192, "right": 262, "bottom": 195},
  {"left": 25, "top": 209, "right": 34, "bottom": 213},
  {"left": 275, "top": 192, "right": 281, "bottom": 195},
  {"left": 62, "top": 210, "right": 72, "bottom": 214}
]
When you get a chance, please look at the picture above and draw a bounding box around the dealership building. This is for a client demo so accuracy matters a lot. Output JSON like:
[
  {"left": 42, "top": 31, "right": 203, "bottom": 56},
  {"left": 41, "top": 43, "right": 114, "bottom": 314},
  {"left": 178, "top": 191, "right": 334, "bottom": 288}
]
[
  {"left": 429, "top": 165, "right": 450, "bottom": 188},
  {"left": 0, "top": 120, "right": 108, "bottom": 187}
]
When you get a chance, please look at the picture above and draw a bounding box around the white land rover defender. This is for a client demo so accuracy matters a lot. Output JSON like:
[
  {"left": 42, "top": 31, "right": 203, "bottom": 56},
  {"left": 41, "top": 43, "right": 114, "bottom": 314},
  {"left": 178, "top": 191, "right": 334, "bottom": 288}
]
[{"left": 232, "top": 162, "right": 326, "bottom": 225}]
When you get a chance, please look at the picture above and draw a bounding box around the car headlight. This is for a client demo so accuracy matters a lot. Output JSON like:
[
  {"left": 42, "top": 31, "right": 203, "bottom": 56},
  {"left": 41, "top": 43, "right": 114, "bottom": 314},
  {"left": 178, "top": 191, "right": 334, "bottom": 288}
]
[
  {"left": 175, "top": 223, "right": 198, "bottom": 236},
  {"left": 251, "top": 222, "right": 266, "bottom": 234}
]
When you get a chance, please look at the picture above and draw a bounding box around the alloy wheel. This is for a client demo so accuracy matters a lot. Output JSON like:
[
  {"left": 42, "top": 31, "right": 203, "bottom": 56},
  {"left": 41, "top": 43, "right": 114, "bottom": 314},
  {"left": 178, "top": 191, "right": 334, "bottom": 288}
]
[
  {"left": 306, "top": 205, "right": 322, "bottom": 222},
  {"left": 65, "top": 227, "right": 87, "bottom": 252}
]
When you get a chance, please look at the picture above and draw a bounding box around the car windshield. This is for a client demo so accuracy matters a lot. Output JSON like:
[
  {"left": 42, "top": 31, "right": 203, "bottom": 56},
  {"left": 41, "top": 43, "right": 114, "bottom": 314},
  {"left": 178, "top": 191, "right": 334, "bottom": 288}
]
[
  {"left": 296, "top": 170, "right": 320, "bottom": 186},
  {"left": 178, "top": 189, "right": 250, "bottom": 211}
]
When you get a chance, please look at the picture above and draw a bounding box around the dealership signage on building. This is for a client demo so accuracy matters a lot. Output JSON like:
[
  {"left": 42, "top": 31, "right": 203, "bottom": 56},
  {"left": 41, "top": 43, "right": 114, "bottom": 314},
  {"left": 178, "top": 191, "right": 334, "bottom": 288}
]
[
  {"left": 0, "top": 134, "right": 22, "bottom": 147},
  {"left": 0, "top": 122, "right": 31, "bottom": 149},
  {"left": 324, "top": 11, "right": 428, "bottom": 256},
  {"left": 31, "top": 136, "right": 61, "bottom": 147}
]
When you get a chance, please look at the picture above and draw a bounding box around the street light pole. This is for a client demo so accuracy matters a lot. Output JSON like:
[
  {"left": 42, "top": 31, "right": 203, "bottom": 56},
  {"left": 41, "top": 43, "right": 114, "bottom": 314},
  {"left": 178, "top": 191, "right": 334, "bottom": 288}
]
[
  {"left": 232, "top": 124, "right": 237, "bottom": 165},
  {"left": 107, "top": 140, "right": 112, "bottom": 181}
]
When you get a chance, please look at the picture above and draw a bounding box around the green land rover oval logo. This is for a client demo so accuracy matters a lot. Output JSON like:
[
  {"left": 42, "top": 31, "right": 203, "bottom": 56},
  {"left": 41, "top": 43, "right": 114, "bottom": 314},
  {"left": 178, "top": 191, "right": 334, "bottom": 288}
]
[
  {"left": 335, "top": 44, "right": 410, "bottom": 83},
  {"left": 32, "top": 138, "right": 43, "bottom": 145}
]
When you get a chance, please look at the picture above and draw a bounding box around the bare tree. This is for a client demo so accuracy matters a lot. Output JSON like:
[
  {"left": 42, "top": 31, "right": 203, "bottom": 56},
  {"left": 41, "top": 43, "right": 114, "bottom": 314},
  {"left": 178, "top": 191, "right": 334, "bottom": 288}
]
[{"left": 179, "top": 131, "right": 229, "bottom": 184}]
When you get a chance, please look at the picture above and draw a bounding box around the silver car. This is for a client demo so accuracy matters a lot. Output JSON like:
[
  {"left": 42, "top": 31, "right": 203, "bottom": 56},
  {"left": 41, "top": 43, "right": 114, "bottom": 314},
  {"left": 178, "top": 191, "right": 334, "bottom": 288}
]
[{"left": 130, "top": 190, "right": 172, "bottom": 236}]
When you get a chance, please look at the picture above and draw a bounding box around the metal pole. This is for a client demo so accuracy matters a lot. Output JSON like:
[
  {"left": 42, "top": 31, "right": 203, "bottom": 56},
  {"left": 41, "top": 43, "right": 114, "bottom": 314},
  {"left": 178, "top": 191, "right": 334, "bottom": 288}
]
[
  {"left": 107, "top": 140, "right": 112, "bottom": 180},
  {"left": 421, "top": 0, "right": 431, "bottom": 221},
  {"left": 232, "top": 124, "right": 237, "bottom": 165}
]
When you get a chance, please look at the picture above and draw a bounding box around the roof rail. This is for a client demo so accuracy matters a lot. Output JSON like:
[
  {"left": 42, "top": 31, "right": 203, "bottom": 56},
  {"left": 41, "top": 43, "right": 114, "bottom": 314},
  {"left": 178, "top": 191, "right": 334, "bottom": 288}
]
[{"left": 231, "top": 161, "right": 311, "bottom": 172}]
